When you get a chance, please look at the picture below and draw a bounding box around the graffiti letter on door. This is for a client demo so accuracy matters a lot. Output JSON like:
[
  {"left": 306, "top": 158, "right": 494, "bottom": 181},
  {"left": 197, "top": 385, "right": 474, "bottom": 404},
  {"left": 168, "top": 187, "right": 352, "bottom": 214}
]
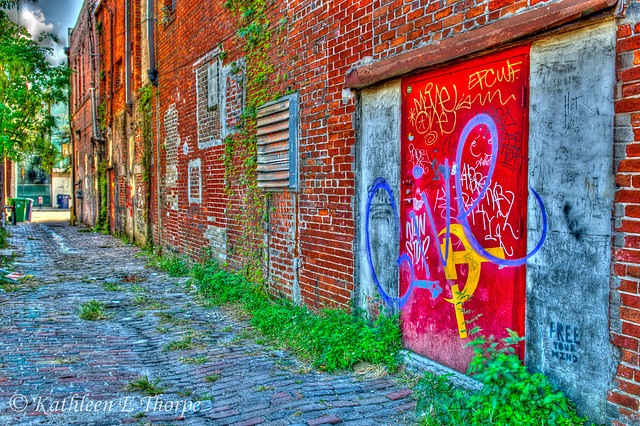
[{"left": 366, "top": 46, "right": 546, "bottom": 372}]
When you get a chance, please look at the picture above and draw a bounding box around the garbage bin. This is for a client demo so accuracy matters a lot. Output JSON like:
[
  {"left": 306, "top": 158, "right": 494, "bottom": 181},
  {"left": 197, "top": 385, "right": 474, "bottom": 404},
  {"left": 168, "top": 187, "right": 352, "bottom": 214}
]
[
  {"left": 59, "top": 195, "right": 70, "bottom": 209},
  {"left": 10, "top": 197, "right": 32, "bottom": 222},
  {"left": 25, "top": 198, "right": 33, "bottom": 222}
]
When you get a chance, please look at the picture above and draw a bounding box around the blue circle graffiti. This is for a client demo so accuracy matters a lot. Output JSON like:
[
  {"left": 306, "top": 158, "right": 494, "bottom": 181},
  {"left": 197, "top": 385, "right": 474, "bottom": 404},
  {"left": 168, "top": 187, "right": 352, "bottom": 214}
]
[
  {"left": 365, "top": 178, "right": 413, "bottom": 309},
  {"left": 453, "top": 113, "right": 547, "bottom": 266}
]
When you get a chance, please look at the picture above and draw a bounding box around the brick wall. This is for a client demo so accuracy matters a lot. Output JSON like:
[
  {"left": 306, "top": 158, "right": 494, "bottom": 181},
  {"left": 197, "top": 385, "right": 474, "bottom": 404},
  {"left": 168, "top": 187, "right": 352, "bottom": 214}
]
[
  {"left": 70, "top": 1, "right": 97, "bottom": 226},
  {"left": 609, "top": 3, "right": 640, "bottom": 424},
  {"left": 70, "top": 0, "right": 640, "bottom": 422}
]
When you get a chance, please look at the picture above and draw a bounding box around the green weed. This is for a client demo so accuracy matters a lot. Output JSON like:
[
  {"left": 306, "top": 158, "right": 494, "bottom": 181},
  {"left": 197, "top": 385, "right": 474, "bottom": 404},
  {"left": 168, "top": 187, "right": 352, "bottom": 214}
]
[
  {"left": 54, "top": 357, "right": 80, "bottom": 364},
  {"left": 414, "top": 329, "right": 589, "bottom": 426},
  {"left": 126, "top": 376, "right": 164, "bottom": 396},
  {"left": 141, "top": 301, "right": 169, "bottom": 311},
  {"left": 145, "top": 252, "right": 189, "bottom": 277},
  {"left": 0, "top": 227, "right": 9, "bottom": 249},
  {"left": 78, "top": 300, "right": 111, "bottom": 320},
  {"left": 103, "top": 282, "right": 123, "bottom": 291},
  {"left": 178, "top": 355, "right": 209, "bottom": 364},
  {"left": 190, "top": 259, "right": 402, "bottom": 371},
  {"left": 131, "top": 283, "right": 148, "bottom": 293},
  {"left": 205, "top": 374, "right": 219, "bottom": 382},
  {"left": 154, "top": 312, "right": 190, "bottom": 325},
  {"left": 164, "top": 336, "right": 198, "bottom": 352}
]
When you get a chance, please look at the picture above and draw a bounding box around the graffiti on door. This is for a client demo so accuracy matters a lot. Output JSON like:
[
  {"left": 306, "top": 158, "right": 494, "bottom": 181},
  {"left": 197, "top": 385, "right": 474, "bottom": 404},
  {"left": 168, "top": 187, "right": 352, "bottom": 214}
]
[{"left": 365, "top": 46, "right": 547, "bottom": 371}]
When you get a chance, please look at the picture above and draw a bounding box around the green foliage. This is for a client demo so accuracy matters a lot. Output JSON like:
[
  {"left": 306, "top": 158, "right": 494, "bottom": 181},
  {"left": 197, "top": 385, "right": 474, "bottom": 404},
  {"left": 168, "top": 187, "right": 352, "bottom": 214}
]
[
  {"left": 78, "top": 300, "right": 111, "bottom": 320},
  {"left": 126, "top": 376, "right": 164, "bottom": 396},
  {"left": 98, "top": 101, "right": 107, "bottom": 130},
  {"left": 164, "top": 336, "right": 198, "bottom": 352},
  {"left": 102, "top": 282, "right": 123, "bottom": 291},
  {"left": 0, "top": 227, "right": 9, "bottom": 249},
  {"left": 220, "top": 0, "right": 289, "bottom": 282},
  {"left": 95, "top": 161, "right": 109, "bottom": 232},
  {"left": 190, "top": 259, "right": 402, "bottom": 371},
  {"left": 415, "top": 330, "right": 589, "bottom": 426},
  {"left": 0, "top": 5, "right": 70, "bottom": 166},
  {"left": 115, "top": 232, "right": 131, "bottom": 245},
  {"left": 205, "top": 374, "right": 219, "bottom": 382},
  {"left": 146, "top": 251, "right": 189, "bottom": 277},
  {"left": 179, "top": 355, "right": 208, "bottom": 364}
]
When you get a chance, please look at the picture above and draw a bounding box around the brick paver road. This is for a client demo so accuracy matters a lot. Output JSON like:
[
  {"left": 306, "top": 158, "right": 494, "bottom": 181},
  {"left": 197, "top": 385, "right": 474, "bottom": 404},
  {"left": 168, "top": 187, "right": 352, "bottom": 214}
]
[{"left": 0, "top": 219, "right": 415, "bottom": 425}]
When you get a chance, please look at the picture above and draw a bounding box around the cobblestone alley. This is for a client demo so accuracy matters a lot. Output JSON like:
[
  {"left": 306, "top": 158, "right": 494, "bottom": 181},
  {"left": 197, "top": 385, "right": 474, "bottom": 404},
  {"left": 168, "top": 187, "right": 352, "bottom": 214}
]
[{"left": 0, "top": 218, "right": 415, "bottom": 425}]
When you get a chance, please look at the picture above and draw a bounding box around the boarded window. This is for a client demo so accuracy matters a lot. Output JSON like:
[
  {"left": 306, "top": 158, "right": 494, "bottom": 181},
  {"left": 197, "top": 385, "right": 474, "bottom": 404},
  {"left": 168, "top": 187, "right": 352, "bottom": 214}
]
[
  {"left": 114, "top": 60, "right": 123, "bottom": 87},
  {"left": 207, "top": 61, "right": 218, "bottom": 109},
  {"left": 256, "top": 94, "right": 298, "bottom": 190}
]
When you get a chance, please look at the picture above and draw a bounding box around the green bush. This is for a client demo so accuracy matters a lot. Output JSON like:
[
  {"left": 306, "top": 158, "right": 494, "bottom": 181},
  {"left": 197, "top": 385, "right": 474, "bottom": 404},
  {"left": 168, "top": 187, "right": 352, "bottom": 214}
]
[
  {"left": 145, "top": 249, "right": 190, "bottom": 277},
  {"left": 190, "top": 259, "right": 402, "bottom": 371},
  {"left": 0, "top": 227, "right": 9, "bottom": 249},
  {"left": 415, "top": 329, "right": 589, "bottom": 426}
]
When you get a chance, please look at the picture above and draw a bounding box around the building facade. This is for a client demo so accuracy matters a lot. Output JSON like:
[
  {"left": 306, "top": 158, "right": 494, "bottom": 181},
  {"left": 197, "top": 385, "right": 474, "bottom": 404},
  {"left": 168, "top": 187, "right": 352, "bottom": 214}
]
[
  {"left": 69, "top": 0, "right": 640, "bottom": 423},
  {"left": 69, "top": 1, "right": 101, "bottom": 225}
]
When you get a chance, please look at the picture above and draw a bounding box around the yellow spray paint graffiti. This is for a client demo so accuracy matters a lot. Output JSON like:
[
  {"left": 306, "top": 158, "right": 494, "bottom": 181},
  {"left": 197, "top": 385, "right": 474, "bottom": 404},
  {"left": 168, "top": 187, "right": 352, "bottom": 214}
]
[{"left": 438, "top": 224, "right": 505, "bottom": 339}]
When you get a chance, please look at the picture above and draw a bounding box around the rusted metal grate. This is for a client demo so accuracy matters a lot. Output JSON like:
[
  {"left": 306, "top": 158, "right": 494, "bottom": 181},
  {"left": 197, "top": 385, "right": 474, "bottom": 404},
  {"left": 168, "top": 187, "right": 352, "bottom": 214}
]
[{"left": 256, "top": 94, "right": 298, "bottom": 190}]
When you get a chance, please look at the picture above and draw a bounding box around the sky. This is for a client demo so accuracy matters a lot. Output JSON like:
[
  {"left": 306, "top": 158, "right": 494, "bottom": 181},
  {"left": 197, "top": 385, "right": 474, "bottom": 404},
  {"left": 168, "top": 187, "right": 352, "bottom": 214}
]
[{"left": 5, "top": 0, "right": 85, "bottom": 66}]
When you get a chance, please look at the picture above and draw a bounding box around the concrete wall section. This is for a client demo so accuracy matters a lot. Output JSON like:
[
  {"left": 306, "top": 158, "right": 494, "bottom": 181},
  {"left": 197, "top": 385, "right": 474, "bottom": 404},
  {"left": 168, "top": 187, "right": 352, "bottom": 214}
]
[
  {"left": 356, "top": 80, "right": 401, "bottom": 317},
  {"left": 51, "top": 172, "right": 71, "bottom": 208},
  {"left": 526, "top": 21, "right": 617, "bottom": 424}
]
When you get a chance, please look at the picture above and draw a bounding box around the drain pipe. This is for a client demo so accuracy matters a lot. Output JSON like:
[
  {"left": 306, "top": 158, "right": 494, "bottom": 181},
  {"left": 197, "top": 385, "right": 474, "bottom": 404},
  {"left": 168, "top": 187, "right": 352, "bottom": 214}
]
[
  {"left": 125, "top": 0, "right": 132, "bottom": 111},
  {"left": 154, "top": 91, "right": 161, "bottom": 250},
  {"left": 149, "top": 0, "right": 161, "bottom": 249},
  {"left": 147, "top": 0, "right": 158, "bottom": 86}
]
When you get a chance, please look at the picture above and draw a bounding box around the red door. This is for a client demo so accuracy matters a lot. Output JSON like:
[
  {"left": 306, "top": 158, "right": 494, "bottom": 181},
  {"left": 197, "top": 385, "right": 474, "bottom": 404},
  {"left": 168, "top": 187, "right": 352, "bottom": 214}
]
[{"left": 400, "top": 47, "right": 531, "bottom": 372}]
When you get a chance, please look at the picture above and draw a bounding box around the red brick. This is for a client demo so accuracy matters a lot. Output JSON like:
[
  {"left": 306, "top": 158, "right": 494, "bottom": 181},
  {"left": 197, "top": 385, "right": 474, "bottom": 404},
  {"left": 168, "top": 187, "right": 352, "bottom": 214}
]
[
  {"left": 620, "top": 67, "right": 640, "bottom": 84},
  {"left": 621, "top": 307, "right": 640, "bottom": 324},
  {"left": 619, "top": 35, "right": 640, "bottom": 52},
  {"left": 618, "top": 159, "right": 640, "bottom": 173},
  {"left": 389, "top": 35, "right": 406, "bottom": 48},
  {"left": 619, "top": 379, "right": 640, "bottom": 397},
  {"left": 466, "top": 4, "right": 485, "bottom": 20},
  {"left": 628, "top": 266, "right": 640, "bottom": 280},
  {"left": 628, "top": 144, "right": 640, "bottom": 157},
  {"left": 620, "top": 25, "right": 633, "bottom": 39},
  {"left": 609, "top": 390, "right": 640, "bottom": 411},
  {"left": 624, "top": 83, "right": 640, "bottom": 98},
  {"left": 623, "top": 294, "right": 640, "bottom": 310},
  {"left": 616, "top": 263, "right": 629, "bottom": 276},
  {"left": 443, "top": 12, "right": 464, "bottom": 28},
  {"left": 617, "top": 220, "right": 640, "bottom": 234},
  {"left": 434, "top": 6, "right": 453, "bottom": 21},
  {"left": 627, "top": 206, "right": 640, "bottom": 218},
  {"left": 627, "top": 235, "right": 640, "bottom": 249},
  {"left": 618, "top": 174, "right": 632, "bottom": 188},
  {"left": 616, "top": 189, "right": 640, "bottom": 203},
  {"left": 619, "top": 364, "right": 637, "bottom": 380},
  {"left": 622, "top": 349, "right": 639, "bottom": 365},
  {"left": 613, "top": 333, "right": 639, "bottom": 351},
  {"left": 488, "top": 0, "right": 513, "bottom": 11},
  {"left": 620, "top": 280, "right": 639, "bottom": 293}
]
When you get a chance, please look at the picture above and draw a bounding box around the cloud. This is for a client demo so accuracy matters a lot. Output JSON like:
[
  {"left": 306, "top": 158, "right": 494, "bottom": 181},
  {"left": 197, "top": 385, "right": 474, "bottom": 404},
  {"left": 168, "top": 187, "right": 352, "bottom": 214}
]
[
  {"left": 22, "top": 7, "right": 54, "bottom": 38},
  {"left": 7, "top": 5, "right": 66, "bottom": 66}
]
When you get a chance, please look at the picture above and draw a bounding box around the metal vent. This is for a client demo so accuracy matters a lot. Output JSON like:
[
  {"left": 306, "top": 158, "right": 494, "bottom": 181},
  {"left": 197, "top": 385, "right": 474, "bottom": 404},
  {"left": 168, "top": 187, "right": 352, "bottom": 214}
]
[{"left": 256, "top": 94, "right": 298, "bottom": 189}]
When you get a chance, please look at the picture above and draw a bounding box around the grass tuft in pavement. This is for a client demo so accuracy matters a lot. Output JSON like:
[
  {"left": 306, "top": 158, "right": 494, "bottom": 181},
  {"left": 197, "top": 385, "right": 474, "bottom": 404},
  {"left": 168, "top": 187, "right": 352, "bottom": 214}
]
[
  {"left": 189, "top": 259, "right": 402, "bottom": 372},
  {"left": 78, "top": 300, "right": 111, "bottom": 320},
  {"left": 126, "top": 376, "right": 164, "bottom": 396}
]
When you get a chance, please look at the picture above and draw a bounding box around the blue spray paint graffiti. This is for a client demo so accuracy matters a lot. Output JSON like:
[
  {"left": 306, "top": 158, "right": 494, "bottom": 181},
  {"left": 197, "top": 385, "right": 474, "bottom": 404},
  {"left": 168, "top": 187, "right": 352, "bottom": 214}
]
[{"left": 365, "top": 113, "right": 548, "bottom": 309}]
